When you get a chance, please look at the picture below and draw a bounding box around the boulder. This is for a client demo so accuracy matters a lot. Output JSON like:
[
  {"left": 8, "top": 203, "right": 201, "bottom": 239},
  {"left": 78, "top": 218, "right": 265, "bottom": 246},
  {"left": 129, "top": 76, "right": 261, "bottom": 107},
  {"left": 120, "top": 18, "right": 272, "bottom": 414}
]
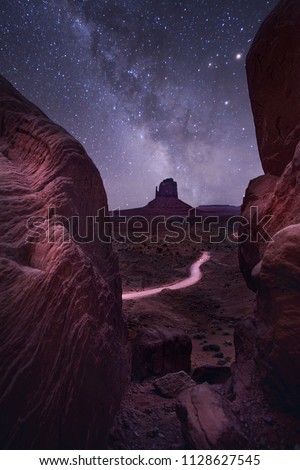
[
  {"left": 153, "top": 371, "right": 196, "bottom": 398},
  {"left": 0, "top": 76, "right": 129, "bottom": 449},
  {"left": 131, "top": 326, "right": 192, "bottom": 379},
  {"left": 176, "top": 384, "right": 247, "bottom": 449}
]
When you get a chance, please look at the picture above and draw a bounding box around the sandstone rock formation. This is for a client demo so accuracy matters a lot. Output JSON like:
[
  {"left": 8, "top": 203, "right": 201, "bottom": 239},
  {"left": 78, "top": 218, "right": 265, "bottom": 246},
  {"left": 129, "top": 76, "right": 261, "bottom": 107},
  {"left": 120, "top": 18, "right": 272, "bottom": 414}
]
[
  {"left": 0, "top": 76, "right": 129, "bottom": 449},
  {"left": 247, "top": 0, "right": 300, "bottom": 176},
  {"left": 145, "top": 194, "right": 192, "bottom": 216},
  {"left": 239, "top": 0, "right": 300, "bottom": 411},
  {"left": 176, "top": 384, "right": 247, "bottom": 450},
  {"left": 117, "top": 178, "right": 239, "bottom": 219},
  {"left": 255, "top": 225, "right": 300, "bottom": 407},
  {"left": 116, "top": 177, "right": 192, "bottom": 217},
  {"left": 131, "top": 326, "right": 192, "bottom": 380},
  {"left": 153, "top": 371, "right": 195, "bottom": 398},
  {"left": 155, "top": 178, "right": 178, "bottom": 198}
]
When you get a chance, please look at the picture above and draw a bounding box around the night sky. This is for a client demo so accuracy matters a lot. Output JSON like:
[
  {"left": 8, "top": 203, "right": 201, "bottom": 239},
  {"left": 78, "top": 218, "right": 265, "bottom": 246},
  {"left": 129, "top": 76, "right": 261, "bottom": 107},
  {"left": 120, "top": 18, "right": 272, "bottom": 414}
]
[{"left": 0, "top": 0, "right": 279, "bottom": 209}]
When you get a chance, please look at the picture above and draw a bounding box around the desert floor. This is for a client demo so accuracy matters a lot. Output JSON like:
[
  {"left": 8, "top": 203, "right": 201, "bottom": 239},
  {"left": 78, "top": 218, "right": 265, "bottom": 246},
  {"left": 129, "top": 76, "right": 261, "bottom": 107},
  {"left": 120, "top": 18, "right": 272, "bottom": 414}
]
[{"left": 110, "top": 223, "right": 255, "bottom": 449}]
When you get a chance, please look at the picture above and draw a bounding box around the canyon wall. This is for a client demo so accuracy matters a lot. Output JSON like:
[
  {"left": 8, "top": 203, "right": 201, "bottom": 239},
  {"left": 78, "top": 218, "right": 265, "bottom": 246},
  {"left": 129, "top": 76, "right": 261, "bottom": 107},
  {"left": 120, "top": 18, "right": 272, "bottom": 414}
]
[
  {"left": 239, "top": 0, "right": 300, "bottom": 409},
  {"left": 0, "top": 76, "right": 129, "bottom": 448}
]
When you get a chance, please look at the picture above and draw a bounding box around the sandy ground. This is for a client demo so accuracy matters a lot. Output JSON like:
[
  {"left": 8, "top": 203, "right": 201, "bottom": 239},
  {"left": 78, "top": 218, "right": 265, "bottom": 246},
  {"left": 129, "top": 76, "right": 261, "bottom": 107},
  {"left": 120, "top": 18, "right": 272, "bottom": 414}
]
[{"left": 110, "top": 225, "right": 255, "bottom": 449}]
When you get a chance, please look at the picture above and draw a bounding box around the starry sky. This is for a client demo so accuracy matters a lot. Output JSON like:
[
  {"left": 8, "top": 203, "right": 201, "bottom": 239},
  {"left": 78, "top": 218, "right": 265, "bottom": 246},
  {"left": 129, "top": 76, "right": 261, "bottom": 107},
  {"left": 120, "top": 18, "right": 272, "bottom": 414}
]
[{"left": 0, "top": 0, "right": 279, "bottom": 209}]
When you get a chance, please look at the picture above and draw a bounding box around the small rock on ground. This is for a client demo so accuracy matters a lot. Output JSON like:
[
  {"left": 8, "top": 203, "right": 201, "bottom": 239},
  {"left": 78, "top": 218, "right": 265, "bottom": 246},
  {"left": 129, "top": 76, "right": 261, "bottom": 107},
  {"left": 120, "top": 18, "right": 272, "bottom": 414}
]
[{"left": 154, "top": 370, "right": 196, "bottom": 398}]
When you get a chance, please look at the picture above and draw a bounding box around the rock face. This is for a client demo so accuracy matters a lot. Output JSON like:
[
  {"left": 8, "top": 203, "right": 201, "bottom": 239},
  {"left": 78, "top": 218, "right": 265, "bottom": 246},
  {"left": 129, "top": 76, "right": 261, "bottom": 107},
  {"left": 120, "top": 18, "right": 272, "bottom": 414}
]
[
  {"left": 0, "top": 76, "right": 129, "bottom": 449},
  {"left": 156, "top": 178, "right": 178, "bottom": 198},
  {"left": 256, "top": 225, "right": 300, "bottom": 407},
  {"left": 176, "top": 384, "right": 247, "bottom": 450},
  {"left": 131, "top": 326, "right": 192, "bottom": 380},
  {"left": 238, "top": 173, "right": 279, "bottom": 290},
  {"left": 153, "top": 371, "right": 196, "bottom": 398},
  {"left": 247, "top": 0, "right": 300, "bottom": 176},
  {"left": 239, "top": 0, "right": 300, "bottom": 410}
]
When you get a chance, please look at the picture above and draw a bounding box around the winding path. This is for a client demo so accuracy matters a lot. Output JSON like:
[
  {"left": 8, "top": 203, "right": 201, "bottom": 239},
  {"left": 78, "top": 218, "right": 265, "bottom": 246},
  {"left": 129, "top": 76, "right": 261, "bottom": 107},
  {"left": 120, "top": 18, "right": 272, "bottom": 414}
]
[{"left": 122, "top": 251, "right": 210, "bottom": 301}]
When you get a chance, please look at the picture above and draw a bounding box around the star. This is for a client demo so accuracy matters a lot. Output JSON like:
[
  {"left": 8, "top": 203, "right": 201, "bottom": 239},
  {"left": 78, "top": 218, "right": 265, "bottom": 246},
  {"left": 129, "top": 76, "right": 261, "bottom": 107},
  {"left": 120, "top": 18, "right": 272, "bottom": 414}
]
[{"left": 0, "top": 0, "right": 279, "bottom": 209}]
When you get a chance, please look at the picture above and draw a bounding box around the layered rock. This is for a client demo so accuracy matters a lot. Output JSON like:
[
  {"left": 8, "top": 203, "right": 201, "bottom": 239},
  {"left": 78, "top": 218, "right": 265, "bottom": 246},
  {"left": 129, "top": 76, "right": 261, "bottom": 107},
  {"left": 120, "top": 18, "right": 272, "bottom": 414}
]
[
  {"left": 239, "top": 0, "right": 300, "bottom": 411},
  {"left": 0, "top": 76, "right": 129, "bottom": 448}
]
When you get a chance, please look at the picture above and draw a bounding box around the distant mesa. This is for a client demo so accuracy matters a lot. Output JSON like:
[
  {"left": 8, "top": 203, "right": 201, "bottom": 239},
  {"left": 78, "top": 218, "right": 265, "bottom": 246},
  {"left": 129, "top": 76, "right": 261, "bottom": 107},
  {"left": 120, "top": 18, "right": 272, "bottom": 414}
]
[
  {"left": 196, "top": 205, "right": 240, "bottom": 216},
  {"left": 146, "top": 178, "right": 191, "bottom": 215},
  {"left": 116, "top": 178, "right": 191, "bottom": 217},
  {"left": 115, "top": 177, "right": 240, "bottom": 218},
  {"left": 155, "top": 178, "right": 178, "bottom": 198}
]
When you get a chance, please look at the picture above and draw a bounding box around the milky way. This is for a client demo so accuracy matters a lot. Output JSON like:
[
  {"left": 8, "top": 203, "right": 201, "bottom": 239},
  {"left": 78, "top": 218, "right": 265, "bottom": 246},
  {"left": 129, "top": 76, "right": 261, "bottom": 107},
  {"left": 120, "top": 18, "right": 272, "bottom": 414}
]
[{"left": 0, "top": 0, "right": 278, "bottom": 209}]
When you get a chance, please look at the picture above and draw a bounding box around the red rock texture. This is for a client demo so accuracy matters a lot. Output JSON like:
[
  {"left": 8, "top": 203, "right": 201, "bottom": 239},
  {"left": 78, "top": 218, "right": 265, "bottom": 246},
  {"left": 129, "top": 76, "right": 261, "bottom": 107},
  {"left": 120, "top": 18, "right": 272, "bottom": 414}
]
[
  {"left": 176, "top": 384, "right": 247, "bottom": 450},
  {"left": 255, "top": 225, "right": 300, "bottom": 408},
  {"left": 239, "top": 0, "right": 300, "bottom": 411},
  {"left": 0, "top": 76, "right": 129, "bottom": 449},
  {"left": 238, "top": 173, "right": 278, "bottom": 290},
  {"left": 239, "top": 144, "right": 300, "bottom": 290},
  {"left": 247, "top": 0, "right": 300, "bottom": 176}
]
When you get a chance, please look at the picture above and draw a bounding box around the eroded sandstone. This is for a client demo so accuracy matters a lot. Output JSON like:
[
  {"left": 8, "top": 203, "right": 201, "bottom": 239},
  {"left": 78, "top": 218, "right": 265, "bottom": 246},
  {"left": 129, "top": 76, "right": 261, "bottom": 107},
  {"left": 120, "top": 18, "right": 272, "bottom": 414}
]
[{"left": 0, "top": 76, "right": 129, "bottom": 449}]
